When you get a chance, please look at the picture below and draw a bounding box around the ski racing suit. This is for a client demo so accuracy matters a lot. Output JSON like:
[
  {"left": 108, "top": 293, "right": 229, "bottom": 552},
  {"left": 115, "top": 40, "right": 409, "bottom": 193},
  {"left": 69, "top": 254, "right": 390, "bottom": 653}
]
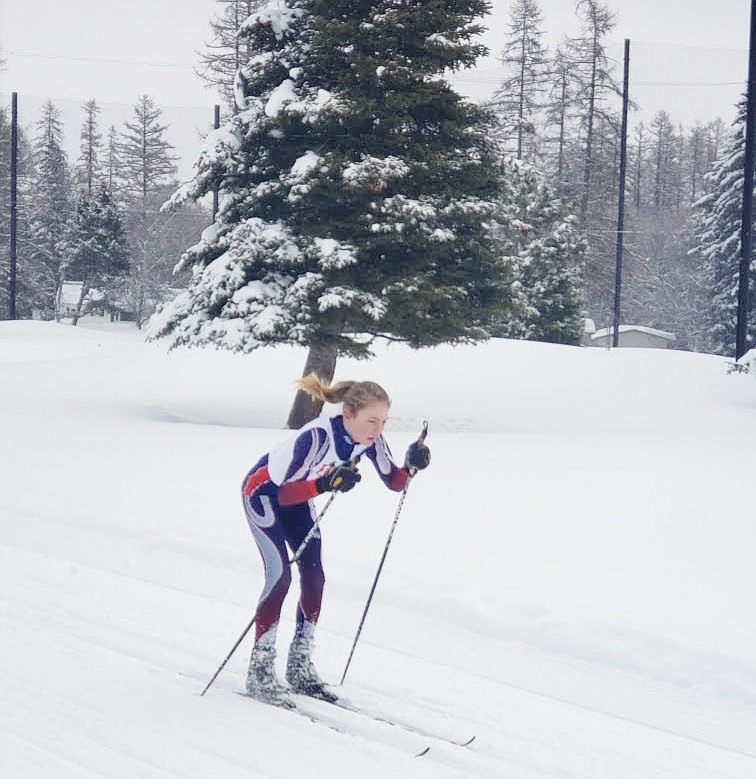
[{"left": 241, "top": 413, "right": 409, "bottom": 647}]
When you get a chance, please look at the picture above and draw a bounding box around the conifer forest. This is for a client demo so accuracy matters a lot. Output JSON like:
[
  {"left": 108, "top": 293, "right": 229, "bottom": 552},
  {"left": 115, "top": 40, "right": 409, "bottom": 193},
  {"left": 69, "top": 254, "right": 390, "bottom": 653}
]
[{"left": 0, "top": 0, "right": 752, "bottom": 357}]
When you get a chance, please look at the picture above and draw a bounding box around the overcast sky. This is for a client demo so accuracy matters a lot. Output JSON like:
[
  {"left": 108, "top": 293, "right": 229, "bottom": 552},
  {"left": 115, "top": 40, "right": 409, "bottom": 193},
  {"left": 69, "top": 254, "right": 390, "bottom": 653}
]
[{"left": 0, "top": 0, "right": 751, "bottom": 175}]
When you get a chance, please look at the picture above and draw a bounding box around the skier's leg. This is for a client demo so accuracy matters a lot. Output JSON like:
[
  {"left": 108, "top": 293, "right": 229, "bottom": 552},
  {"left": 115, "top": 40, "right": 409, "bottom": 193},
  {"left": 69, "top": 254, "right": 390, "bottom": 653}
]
[
  {"left": 278, "top": 502, "right": 333, "bottom": 698},
  {"left": 241, "top": 488, "right": 294, "bottom": 707}
]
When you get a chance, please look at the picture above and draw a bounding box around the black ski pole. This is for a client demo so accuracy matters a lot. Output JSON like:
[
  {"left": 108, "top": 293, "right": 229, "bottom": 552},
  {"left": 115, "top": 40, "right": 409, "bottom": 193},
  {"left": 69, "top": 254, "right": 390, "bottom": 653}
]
[
  {"left": 339, "top": 421, "right": 428, "bottom": 686},
  {"left": 199, "top": 491, "right": 338, "bottom": 696}
]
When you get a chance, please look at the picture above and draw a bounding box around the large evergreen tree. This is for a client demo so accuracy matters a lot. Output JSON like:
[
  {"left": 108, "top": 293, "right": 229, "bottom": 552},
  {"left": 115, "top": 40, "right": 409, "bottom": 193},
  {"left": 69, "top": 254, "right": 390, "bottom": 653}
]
[{"left": 152, "top": 0, "right": 515, "bottom": 426}]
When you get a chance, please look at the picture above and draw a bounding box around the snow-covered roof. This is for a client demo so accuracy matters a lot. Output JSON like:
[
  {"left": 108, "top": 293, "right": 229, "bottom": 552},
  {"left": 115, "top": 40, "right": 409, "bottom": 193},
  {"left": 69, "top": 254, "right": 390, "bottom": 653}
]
[{"left": 591, "top": 325, "right": 676, "bottom": 341}]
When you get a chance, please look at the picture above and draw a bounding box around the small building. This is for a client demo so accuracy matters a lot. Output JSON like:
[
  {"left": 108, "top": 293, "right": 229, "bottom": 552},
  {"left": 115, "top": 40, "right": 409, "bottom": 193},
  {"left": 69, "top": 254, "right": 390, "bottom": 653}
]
[
  {"left": 590, "top": 325, "right": 676, "bottom": 349},
  {"left": 582, "top": 318, "right": 597, "bottom": 347}
]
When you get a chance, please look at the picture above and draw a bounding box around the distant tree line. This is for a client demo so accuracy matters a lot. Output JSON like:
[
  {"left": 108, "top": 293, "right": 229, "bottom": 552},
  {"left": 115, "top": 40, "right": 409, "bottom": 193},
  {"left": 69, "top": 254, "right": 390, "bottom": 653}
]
[
  {"left": 2, "top": 0, "right": 749, "bottom": 366},
  {"left": 0, "top": 95, "right": 209, "bottom": 326},
  {"left": 491, "top": 0, "right": 750, "bottom": 355}
]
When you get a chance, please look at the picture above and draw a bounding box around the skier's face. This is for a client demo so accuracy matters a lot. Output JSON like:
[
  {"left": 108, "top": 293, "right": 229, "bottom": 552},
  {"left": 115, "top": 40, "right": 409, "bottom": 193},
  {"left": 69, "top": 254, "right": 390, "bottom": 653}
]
[{"left": 343, "top": 401, "right": 390, "bottom": 446}]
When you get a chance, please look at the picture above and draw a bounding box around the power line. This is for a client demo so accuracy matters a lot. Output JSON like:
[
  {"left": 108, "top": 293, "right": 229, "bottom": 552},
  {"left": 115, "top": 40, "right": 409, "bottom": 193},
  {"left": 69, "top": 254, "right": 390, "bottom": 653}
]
[
  {"left": 453, "top": 72, "right": 743, "bottom": 88},
  {"left": 633, "top": 81, "right": 743, "bottom": 87},
  {"left": 5, "top": 50, "right": 195, "bottom": 69}
]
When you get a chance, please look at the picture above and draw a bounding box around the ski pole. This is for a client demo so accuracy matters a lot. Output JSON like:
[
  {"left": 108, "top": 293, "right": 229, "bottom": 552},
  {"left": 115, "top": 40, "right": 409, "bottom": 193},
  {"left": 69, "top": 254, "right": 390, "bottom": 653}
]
[
  {"left": 200, "top": 488, "right": 339, "bottom": 696},
  {"left": 339, "top": 421, "right": 428, "bottom": 686}
]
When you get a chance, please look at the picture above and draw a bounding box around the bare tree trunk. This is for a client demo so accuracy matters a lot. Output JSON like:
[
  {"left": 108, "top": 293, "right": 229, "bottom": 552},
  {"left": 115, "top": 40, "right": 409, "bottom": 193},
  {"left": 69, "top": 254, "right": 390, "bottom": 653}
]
[
  {"left": 54, "top": 277, "right": 64, "bottom": 322},
  {"left": 71, "top": 281, "right": 90, "bottom": 326},
  {"left": 286, "top": 343, "right": 338, "bottom": 429}
]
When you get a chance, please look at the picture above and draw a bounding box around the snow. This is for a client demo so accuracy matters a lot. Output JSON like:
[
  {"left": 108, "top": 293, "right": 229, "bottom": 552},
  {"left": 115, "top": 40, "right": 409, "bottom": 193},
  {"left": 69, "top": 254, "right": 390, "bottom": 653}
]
[
  {"left": 312, "top": 237, "right": 358, "bottom": 269},
  {"left": 289, "top": 150, "right": 322, "bottom": 179},
  {"left": 593, "top": 325, "right": 677, "bottom": 341},
  {"left": 2, "top": 319, "right": 756, "bottom": 778},
  {"left": 342, "top": 155, "right": 410, "bottom": 188},
  {"left": 240, "top": 4, "right": 303, "bottom": 40},
  {"left": 265, "top": 79, "right": 298, "bottom": 118}
]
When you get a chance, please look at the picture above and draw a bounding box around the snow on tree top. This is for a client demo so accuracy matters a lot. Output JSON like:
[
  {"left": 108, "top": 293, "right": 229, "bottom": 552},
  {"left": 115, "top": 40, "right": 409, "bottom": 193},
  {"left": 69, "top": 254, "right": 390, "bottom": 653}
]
[{"left": 240, "top": 3, "right": 304, "bottom": 40}]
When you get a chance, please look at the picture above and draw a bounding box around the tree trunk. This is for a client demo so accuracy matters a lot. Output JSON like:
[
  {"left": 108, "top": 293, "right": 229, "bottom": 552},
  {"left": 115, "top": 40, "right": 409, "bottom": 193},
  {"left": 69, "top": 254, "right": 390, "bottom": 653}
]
[
  {"left": 286, "top": 343, "right": 338, "bottom": 429},
  {"left": 71, "top": 281, "right": 90, "bottom": 326}
]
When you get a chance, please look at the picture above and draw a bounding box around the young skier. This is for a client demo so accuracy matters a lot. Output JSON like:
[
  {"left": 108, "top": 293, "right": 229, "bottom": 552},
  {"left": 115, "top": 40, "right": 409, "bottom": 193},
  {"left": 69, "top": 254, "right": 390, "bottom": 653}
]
[{"left": 241, "top": 373, "right": 430, "bottom": 707}]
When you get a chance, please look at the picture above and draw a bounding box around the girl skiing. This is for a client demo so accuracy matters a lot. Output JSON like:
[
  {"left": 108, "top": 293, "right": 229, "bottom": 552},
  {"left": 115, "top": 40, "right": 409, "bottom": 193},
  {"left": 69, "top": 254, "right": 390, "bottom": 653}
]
[{"left": 241, "top": 373, "right": 430, "bottom": 707}]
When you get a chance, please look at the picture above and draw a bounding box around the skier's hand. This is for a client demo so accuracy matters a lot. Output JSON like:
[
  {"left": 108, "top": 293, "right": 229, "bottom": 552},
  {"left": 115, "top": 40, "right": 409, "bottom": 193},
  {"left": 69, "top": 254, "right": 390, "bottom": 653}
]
[
  {"left": 404, "top": 442, "right": 430, "bottom": 471},
  {"left": 316, "top": 463, "right": 361, "bottom": 493}
]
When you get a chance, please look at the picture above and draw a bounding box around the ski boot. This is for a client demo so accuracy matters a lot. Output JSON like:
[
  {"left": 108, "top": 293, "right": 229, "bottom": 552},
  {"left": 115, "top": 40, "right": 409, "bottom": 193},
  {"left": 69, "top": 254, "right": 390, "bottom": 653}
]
[
  {"left": 285, "top": 637, "right": 337, "bottom": 702},
  {"left": 245, "top": 644, "right": 295, "bottom": 709}
]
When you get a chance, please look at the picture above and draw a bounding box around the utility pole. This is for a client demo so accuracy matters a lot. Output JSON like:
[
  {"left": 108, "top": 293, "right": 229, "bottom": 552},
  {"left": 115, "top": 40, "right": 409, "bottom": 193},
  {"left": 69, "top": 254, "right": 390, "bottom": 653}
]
[
  {"left": 9, "top": 93, "right": 18, "bottom": 320},
  {"left": 736, "top": 0, "right": 756, "bottom": 359},
  {"left": 212, "top": 104, "right": 220, "bottom": 222},
  {"left": 612, "top": 40, "right": 631, "bottom": 348}
]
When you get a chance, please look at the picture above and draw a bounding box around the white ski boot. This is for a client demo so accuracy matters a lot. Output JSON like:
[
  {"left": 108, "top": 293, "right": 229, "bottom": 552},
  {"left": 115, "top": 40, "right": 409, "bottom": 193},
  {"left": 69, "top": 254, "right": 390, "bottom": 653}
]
[
  {"left": 285, "top": 637, "right": 337, "bottom": 702},
  {"left": 245, "top": 645, "right": 295, "bottom": 709}
]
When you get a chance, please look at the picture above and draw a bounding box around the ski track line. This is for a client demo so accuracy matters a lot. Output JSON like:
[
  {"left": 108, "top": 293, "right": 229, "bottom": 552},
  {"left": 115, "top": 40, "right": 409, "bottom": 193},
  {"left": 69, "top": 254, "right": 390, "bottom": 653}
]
[
  {"left": 0, "top": 534, "right": 249, "bottom": 610},
  {"left": 345, "top": 628, "right": 756, "bottom": 764},
  {"left": 0, "top": 631, "right": 482, "bottom": 777},
  {"left": 463, "top": 667, "right": 756, "bottom": 763},
  {"left": 14, "top": 591, "right": 743, "bottom": 779},
  {"left": 1, "top": 673, "right": 289, "bottom": 779},
  {"left": 237, "top": 690, "right": 538, "bottom": 779},
  {"left": 1, "top": 586, "right": 208, "bottom": 667},
  {"left": 6, "top": 517, "right": 753, "bottom": 772},
  {"left": 1, "top": 704, "right": 189, "bottom": 779},
  {"left": 1, "top": 523, "right": 566, "bottom": 768},
  {"left": 0, "top": 726, "right": 115, "bottom": 779}
]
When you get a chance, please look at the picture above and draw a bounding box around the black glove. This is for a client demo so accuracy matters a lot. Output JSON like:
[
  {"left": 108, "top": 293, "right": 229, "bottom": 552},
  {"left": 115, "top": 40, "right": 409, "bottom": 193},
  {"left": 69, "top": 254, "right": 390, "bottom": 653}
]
[
  {"left": 316, "top": 463, "right": 362, "bottom": 493},
  {"left": 404, "top": 442, "right": 430, "bottom": 471}
]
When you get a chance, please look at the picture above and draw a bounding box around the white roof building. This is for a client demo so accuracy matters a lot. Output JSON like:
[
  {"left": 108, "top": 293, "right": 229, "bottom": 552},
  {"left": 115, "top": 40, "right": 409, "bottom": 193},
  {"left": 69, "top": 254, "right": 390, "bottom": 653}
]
[{"left": 590, "top": 325, "right": 677, "bottom": 349}]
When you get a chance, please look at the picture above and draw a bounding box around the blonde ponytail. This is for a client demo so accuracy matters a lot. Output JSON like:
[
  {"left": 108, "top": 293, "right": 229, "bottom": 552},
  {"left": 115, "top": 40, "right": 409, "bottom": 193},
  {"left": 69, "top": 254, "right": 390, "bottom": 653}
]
[{"left": 296, "top": 373, "right": 390, "bottom": 411}]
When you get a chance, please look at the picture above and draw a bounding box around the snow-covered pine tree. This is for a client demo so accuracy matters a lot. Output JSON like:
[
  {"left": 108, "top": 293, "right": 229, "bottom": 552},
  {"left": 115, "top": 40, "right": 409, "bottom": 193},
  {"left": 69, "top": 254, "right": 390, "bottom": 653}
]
[
  {"left": 151, "top": 0, "right": 515, "bottom": 426},
  {"left": 492, "top": 157, "right": 586, "bottom": 344},
  {"left": 62, "top": 187, "right": 130, "bottom": 325},
  {"left": 23, "top": 101, "right": 73, "bottom": 319},
  {"left": 690, "top": 99, "right": 756, "bottom": 356}
]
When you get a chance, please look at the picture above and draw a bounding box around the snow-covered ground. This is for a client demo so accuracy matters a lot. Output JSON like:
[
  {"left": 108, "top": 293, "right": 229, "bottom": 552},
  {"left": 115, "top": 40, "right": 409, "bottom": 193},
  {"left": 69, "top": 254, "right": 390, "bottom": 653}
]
[{"left": 1, "top": 319, "right": 755, "bottom": 778}]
